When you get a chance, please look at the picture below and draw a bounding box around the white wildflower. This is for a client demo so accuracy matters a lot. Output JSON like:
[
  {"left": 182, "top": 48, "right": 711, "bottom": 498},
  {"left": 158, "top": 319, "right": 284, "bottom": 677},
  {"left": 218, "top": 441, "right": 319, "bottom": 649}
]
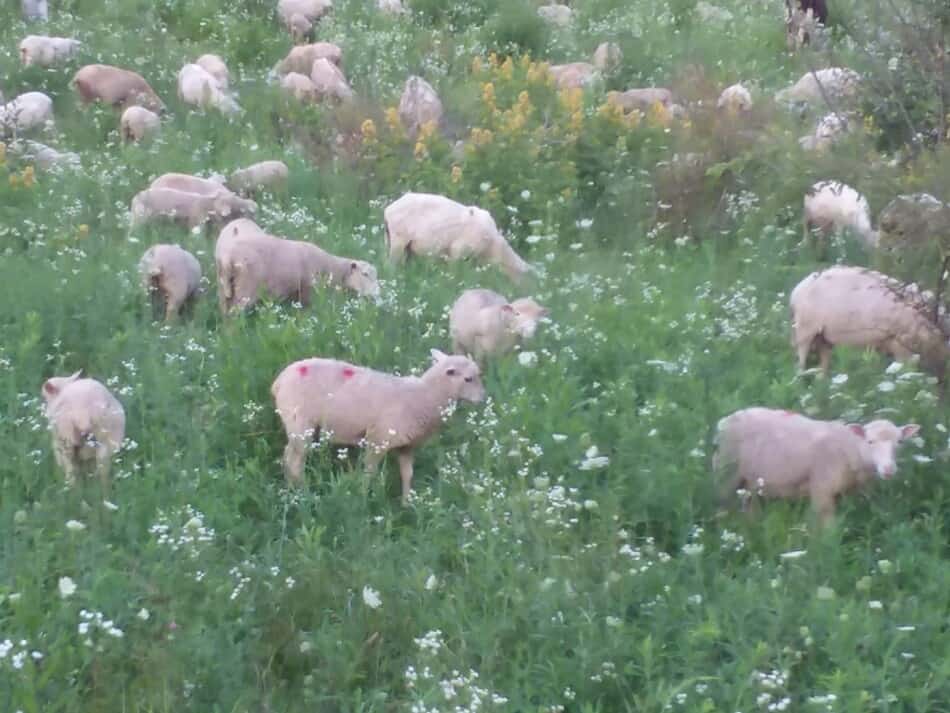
[
  {"left": 362, "top": 586, "right": 382, "bottom": 610},
  {"left": 65, "top": 520, "right": 86, "bottom": 532},
  {"left": 518, "top": 351, "right": 538, "bottom": 367},
  {"left": 58, "top": 576, "right": 77, "bottom": 599}
]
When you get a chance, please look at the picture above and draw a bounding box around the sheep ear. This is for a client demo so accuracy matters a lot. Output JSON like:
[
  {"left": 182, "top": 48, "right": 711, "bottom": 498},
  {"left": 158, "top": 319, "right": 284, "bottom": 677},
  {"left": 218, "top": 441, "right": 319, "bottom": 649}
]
[
  {"left": 900, "top": 424, "right": 920, "bottom": 440},
  {"left": 350, "top": 261, "right": 358, "bottom": 272},
  {"left": 848, "top": 424, "right": 866, "bottom": 438},
  {"left": 501, "top": 304, "right": 514, "bottom": 313},
  {"left": 42, "top": 379, "right": 58, "bottom": 396},
  {"left": 430, "top": 348, "right": 448, "bottom": 363},
  {"left": 445, "top": 367, "right": 457, "bottom": 376},
  {"left": 68, "top": 369, "right": 82, "bottom": 381}
]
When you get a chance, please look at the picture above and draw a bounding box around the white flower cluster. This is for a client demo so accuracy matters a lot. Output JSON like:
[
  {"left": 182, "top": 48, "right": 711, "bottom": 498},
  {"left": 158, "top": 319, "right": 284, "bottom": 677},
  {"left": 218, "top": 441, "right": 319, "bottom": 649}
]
[
  {"left": 0, "top": 638, "right": 43, "bottom": 670},
  {"left": 78, "top": 609, "right": 124, "bottom": 648},
  {"left": 752, "top": 668, "right": 790, "bottom": 711},
  {"left": 148, "top": 505, "right": 215, "bottom": 559}
]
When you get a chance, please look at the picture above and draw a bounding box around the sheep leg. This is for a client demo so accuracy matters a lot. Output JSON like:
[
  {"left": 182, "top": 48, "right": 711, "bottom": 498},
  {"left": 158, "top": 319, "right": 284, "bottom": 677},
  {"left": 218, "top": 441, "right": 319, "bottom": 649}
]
[
  {"left": 94, "top": 445, "right": 113, "bottom": 494},
  {"left": 795, "top": 335, "right": 814, "bottom": 371},
  {"left": 54, "top": 441, "right": 78, "bottom": 487},
  {"left": 397, "top": 448, "right": 414, "bottom": 505},
  {"left": 282, "top": 434, "right": 309, "bottom": 486},
  {"left": 817, "top": 339, "right": 833, "bottom": 376},
  {"left": 810, "top": 486, "right": 836, "bottom": 529}
]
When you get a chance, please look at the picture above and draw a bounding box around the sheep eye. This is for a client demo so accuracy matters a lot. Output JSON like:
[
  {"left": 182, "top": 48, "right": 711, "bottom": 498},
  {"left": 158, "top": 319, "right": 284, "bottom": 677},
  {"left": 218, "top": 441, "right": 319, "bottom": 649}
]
[{"left": 464, "top": 376, "right": 474, "bottom": 383}]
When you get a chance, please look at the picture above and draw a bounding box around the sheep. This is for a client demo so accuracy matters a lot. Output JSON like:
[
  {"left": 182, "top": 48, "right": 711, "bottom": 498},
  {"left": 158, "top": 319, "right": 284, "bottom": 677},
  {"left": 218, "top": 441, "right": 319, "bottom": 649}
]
[
  {"left": 195, "top": 53, "right": 230, "bottom": 89},
  {"left": 798, "top": 112, "right": 852, "bottom": 152},
  {"left": 120, "top": 105, "right": 161, "bottom": 143},
  {"left": 139, "top": 244, "right": 202, "bottom": 322},
  {"left": 0, "top": 92, "right": 54, "bottom": 134},
  {"left": 537, "top": 3, "right": 572, "bottom": 26},
  {"left": 383, "top": 192, "right": 533, "bottom": 282},
  {"left": 280, "top": 72, "right": 319, "bottom": 102},
  {"left": 130, "top": 187, "right": 257, "bottom": 232},
  {"left": 714, "top": 407, "right": 918, "bottom": 526},
  {"left": 377, "top": 0, "right": 405, "bottom": 13},
  {"left": 277, "top": 0, "right": 333, "bottom": 42},
  {"left": 592, "top": 42, "right": 622, "bottom": 73},
  {"left": 72, "top": 64, "right": 165, "bottom": 113},
  {"left": 178, "top": 63, "right": 240, "bottom": 115},
  {"left": 802, "top": 180, "right": 877, "bottom": 252},
  {"left": 877, "top": 193, "right": 950, "bottom": 256},
  {"left": 7, "top": 139, "right": 79, "bottom": 171},
  {"left": 21, "top": 0, "right": 48, "bottom": 21},
  {"left": 449, "top": 289, "right": 548, "bottom": 362},
  {"left": 775, "top": 67, "right": 860, "bottom": 108},
  {"left": 310, "top": 58, "right": 353, "bottom": 102},
  {"left": 228, "top": 160, "right": 289, "bottom": 195},
  {"left": 275, "top": 42, "right": 343, "bottom": 76},
  {"left": 717, "top": 83, "right": 753, "bottom": 112},
  {"left": 607, "top": 88, "right": 673, "bottom": 113},
  {"left": 398, "top": 76, "right": 443, "bottom": 137},
  {"left": 214, "top": 218, "right": 379, "bottom": 314},
  {"left": 19, "top": 35, "right": 81, "bottom": 67},
  {"left": 150, "top": 172, "right": 229, "bottom": 196},
  {"left": 790, "top": 265, "right": 950, "bottom": 379},
  {"left": 785, "top": 0, "right": 828, "bottom": 50},
  {"left": 271, "top": 349, "right": 485, "bottom": 502},
  {"left": 42, "top": 371, "right": 125, "bottom": 490},
  {"left": 549, "top": 62, "right": 597, "bottom": 90}
]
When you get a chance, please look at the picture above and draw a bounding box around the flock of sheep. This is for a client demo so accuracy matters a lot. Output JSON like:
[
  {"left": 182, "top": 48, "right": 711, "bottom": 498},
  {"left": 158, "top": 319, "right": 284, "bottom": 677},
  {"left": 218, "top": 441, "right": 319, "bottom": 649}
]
[{"left": 8, "top": 0, "right": 948, "bottom": 526}]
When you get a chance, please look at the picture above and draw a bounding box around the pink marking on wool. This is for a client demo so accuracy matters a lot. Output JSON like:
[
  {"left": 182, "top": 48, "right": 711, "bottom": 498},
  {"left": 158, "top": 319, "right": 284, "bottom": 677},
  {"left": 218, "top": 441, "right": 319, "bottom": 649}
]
[
  {"left": 782, "top": 410, "right": 797, "bottom": 417},
  {"left": 297, "top": 365, "right": 309, "bottom": 376},
  {"left": 342, "top": 367, "right": 356, "bottom": 379}
]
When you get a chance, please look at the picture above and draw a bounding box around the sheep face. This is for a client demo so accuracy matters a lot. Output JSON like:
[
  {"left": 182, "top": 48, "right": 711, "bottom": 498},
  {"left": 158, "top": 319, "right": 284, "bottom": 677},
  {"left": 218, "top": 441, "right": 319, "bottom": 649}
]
[
  {"left": 431, "top": 351, "right": 485, "bottom": 404},
  {"left": 344, "top": 260, "right": 380, "bottom": 298},
  {"left": 852, "top": 421, "right": 919, "bottom": 479},
  {"left": 505, "top": 298, "right": 548, "bottom": 339},
  {"left": 42, "top": 370, "right": 82, "bottom": 403}
]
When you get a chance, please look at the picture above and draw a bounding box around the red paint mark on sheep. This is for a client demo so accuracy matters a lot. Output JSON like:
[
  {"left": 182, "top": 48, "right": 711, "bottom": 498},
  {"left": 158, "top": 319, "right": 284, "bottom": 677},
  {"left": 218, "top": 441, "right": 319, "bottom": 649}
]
[
  {"left": 297, "top": 365, "right": 309, "bottom": 376},
  {"left": 342, "top": 367, "right": 355, "bottom": 379},
  {"left": 782, "top": 410, "right": 797, "bottom": 417}
]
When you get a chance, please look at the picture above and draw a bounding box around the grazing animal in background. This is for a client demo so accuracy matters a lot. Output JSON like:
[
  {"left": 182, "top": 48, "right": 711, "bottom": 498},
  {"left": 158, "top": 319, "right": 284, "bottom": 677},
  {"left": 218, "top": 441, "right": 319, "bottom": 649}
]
[
  {"left": 449, "top": 289, "right": 548, "bottom": 362},
  {"left": 72, "top": 64, "right": 165, "bottom": 113},
  {"left": 178, "top": 63, "right": 240, "bottom": 115},
  {"left": 775, "top": 67, "right": 860, "bottom": 109},
  {"left": 19, "top": 35, "right": 81, "bottom": 67},
  {"left": 549, "top": 62, "right": 597, "bottom": 90},
  {"left": 150, "top": 172, "right": 229, "bottom": 196},
  {"left": 271, "top": 350, "right": 485, "bottom": 502},
  {"left": 785, "top": 0, "right": 828, "bottom": 50},
  {"left": 277, "top": 0, "right": 333, "bottom": 43},
  {"left": 607, "top": 87, "right": 674, "bottom": 113},
  {"left": 802, "top": 180, "right": 877, "bottom": 252},
  {"left": 228, "top": 161, "right": 289, "bottom": 195},
  {"left": 714, "top": 407, "right": 918, "bottom": 526},
  {"left": 214, "top": 218, "right": 379, "bottom": 314},
  {"left": 717, "top": 83, "right": 753, "bottom": 112},
  {"left": 130, "top": 187, "right": 256, "bottom": 232},
  {"left": 789, "top": 265, "right": 950, "bottom": 380},
  {"left": 280, "top": 72, "right": 320, "bottom": 102},
  {"left": 383, "top": 192, "right": 533, "bottom": 282},
  {"left": 398, "top": 76, "right": 443, "bottom": 137},
  {"left": 798, "top": 112, "right": 852, "bottom": 152},
  {"left": 0, "top": 91, "right": 54, "bottom": 133},
  {"left": 275, "top": 42, "right": 343, "bottom": 76},
  {"left": 309, "top": 58, "right": 353, "bottom": 102},
  {"left": 120, "top": 105, "right": 161, "bottom": 143},
  {"left": 42, "top": 372, "right": 126, "bottom": 490},
  {"left": 592, "top": 42, "right": 623, "bottom": 72},
  {"left": 195, "top": 54, "right": 230, "bottom": 89},
  {"left": 139, "top": 244, "right": 202, "bottom": 322}
]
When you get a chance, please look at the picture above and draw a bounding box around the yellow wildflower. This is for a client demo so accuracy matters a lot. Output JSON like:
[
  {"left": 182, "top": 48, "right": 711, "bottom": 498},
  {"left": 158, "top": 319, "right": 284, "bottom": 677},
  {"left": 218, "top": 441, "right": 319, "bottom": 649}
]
[
  {"left": 470, "top": 127, "right": 494, "bottom": 146},
  {"left": 77, "top": 224, "right": 89, "bottom": 239},
  {"left": 647, "top": 101, "right": 671, "bottom": 127},
  {"left": 384, "top": 106, "right": 401, "bottom": 132},
  {"left": 418, "top": 119, "right": 438, "bottom": 141},
  {"left": 414, "top": 141, "right": 428, "bottom": 160},
  {"left": 597, "top": 101, "right": 624, "bottom": 123},
  {"left": 499, "top": 56, "right": 514, "bottom": 80},
  {"left": 22, "top": 165, "right": 35, "bottom": 188},
  {"left": 9, "top": 173, "right": 19, "bottom": 188},
  {"left": 488, "top": 52, "right": 499, "bottom": 69},
  {"left": 526, "top": 62, "right": 551, "bottom": 84},
  {"left": 471, "top": 56, "right": 483, "bottom": 75},
  {"left": 451, "top": 165, "right": 462, "bottom": 183},
  {"left": 519, "top": 54, "right": 532, "bottom": 70},
  {"left": 863, "top": 114, "right": 875, "bottom": 133},
  {"left": 516, "top": 91, "right": 532, "bottom": 114},
  {"left": 625, "top": 110, "right": 642, "bottom": 129},
  {"left": 569, "top": 110, "right": 583, "bottom": 132},
  {"left": 482, "top": 82, "right": 496, "bottom": 110},
  {"left": 559, "top": 87, "right": 583, "bottom": 114},
  {"left": 361, "top": 119, "right": 377, "bottom": 144},
  {"left": 0, "top": 142, "right": 6, "bottom": 165}
]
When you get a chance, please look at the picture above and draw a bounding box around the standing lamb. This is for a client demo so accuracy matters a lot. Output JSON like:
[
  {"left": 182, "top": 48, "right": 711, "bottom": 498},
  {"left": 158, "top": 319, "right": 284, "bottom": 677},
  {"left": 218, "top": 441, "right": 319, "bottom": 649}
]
[
  {"left": 19, "top": 36, "right": 81, "bottom": 67},
  {"left": 195, "top": 54, "right": 230, "bottom": 89},
  {"left": 449, "top": 289, "right": 548, "bottom": 361},
  {"left": 398, "top": 76, "right": 443, "bottom": 137},
  {"left": 214, "top": 218, "right": 379, "bottom": 314},
  {"left": 42, "top": 371, "right": 126, "bottom": 489},
  {"left": 0, "top": 91, "right": 54, "bottom": 133},
  {"left": 130, "top": 187, "right": 257, "bottom": 232},
  {"left": 72, "top": 64, "right": 165, "bottom": 112},
  {"left": 714, "top": 407, "right": 918, "bottom": 525},
  {"left": 178, "top": 63, "right": 240, "bottom": 115},
  {"left": 120, "top": 105, "right": 161, "bottom": 143},
  {"left": 802, "top": 180, "right": 877, "bottom": 251},
  {"left": 383, "top": 192, "right": 533, "bottom": 281},
  {"left": 592, "top": 42, "right": 622, "bottom": 72},
  {"left": 228, "top": 160, "right": 289, "bottom": 195},
  {"left": 139, "top": 244, "right": 202, "bottom": 322},
  {"left": 271, "top": 350, "right": 485, "bottom": 502},
  {"left": 790, "top": 265, "right": 950, "bottom": 379}
]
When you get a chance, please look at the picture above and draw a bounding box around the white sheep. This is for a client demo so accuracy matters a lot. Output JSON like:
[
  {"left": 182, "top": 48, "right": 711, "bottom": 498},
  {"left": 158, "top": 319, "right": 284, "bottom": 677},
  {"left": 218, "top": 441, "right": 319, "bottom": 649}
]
[
  {"left": 310, "top": 58, "right": 352, "bottom": 102},
  {"left": 0, "top": 91, "right": 54, "bottom": 133},
  {"left": 195, "top": 54, "right": 230, "bottom": 89},
  {"left": 714, "top": 407, "right": 919, "bottom": 525},
  {"left": 802, "top": 180, "right": 877, "bottom": 251},
  {"left": 537, "top": 3, "right": 572, "bottom": 26},
  {"left": 591, "top": 42, "right": 622, "bottom": 72},
  {"left": 139, "top": 244, "right": 202, "bottom": 322},
  {"left": 214, "top": 218, "right": 379, "bottom": 314},
  {"left": 271, "top": 349, "right": 485, "bottom": 502},
  {"left": 178, "top": 63, "right": 240, "bottom": 115},
  {"left": 73, "top": 64, "right": 165, "bottom": 113},
  {"left": 449, "top": 289, "right": 548, "bottom": 361},
  {"left": 275, "top": 42, "right": 343, "bottom": 76},
  {"left": 398, "top": 76, "right": 443, "bottom": 137},
  {"left": 130, "top": 187, "right": 256, "bottom": 231},
  {"left": 548, "top": 62, "right": 597, "bottom": 90},
  {"left": 790, "top": 265, "right": 950, "bottom": 379},
  {"left": 775, "top": 67, "right": 860, "bottom": 108},
  {"left": 799, "top": 112, "right": 852, "bottom": 152},
  {"left": 277, "top": 0, "right": 333, "bottom": 42},
  {"left": 120, "top": 105, "right": 161, "bottom": 143},
  {"left": 228, "top": 160, "right": 289, "bottom": 195},
  {"left": 280, "top": 72, "right": 319, "bottom": 102},
  {"left": 383, "top": 192, "right": 533, "bottom": 282},
  {"left": 19, "top": 35, "right": 81, "bottom": 67},
  {"left": 150, "top": 172, "right": 229, "bottom": 196},
  {"left": 717, "top": 83, "right": 753, "bottom": 112},
  {"left": 42, "top": 371, "right": 126, "bottom": 489}
]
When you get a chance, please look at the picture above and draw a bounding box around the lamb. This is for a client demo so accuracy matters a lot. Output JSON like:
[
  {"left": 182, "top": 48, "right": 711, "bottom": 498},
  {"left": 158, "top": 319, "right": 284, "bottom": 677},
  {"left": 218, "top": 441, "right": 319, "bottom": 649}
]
[
  {"left": 802, "top": 180, "right": 877, "bottom": 251},
  {"left": 276, "top": 42, "right": 343, "bottom": 76},
  {"left": 178, "top": 63, "right": 240, "bottom": 115},
  {"left": 280, "top": 72, "right": 319, "bottom": 102},
  {"left": 214, "top": 218, "right": 379, "bottom": 314},
  {"left": 775, "top": 68, "right": 860, "bottom": 108},
  {"left": 150, "top": 172, "right": 229, "bottom": 196},
  {"left": 21, "top": 0, "right": 48, "bottom": 20},
  {"left": 713, "top": 407, "right": 918, "bottom": 525},
  {"left": 0, "top": 92, "right": 54, "bottom": 133},
  {"left": 19, "top": 35, "right": 81, "bottom": 67},
  {"left": 277, "top": 0, "right": 333, "bottom": 42},
  {"left": 120, "top": 105, "right": 161, "bottom": 143},
  {"left": 310, "top": 58, "right": 353, "bottom": 102},
  {"left": 72, "top": 64, "right": 165, "bottom": 113},
  {"left": 139, "top": 244, "right": 202, "bottom": 321},
  {"left": 398, "top": 76, "right": 443, "bottom": 137},
  {"left": 537, "top": 3, "right": 573, "bottom": 26},
  {"left": 798, "top": 112, "right": 852, "bottom": 152},
  {"left": 130, "top": 187, "right": 257, "bottom": 232},
  {"left": 607, "top": 88, "right": 673, "bottom": 113},
  {"left": 790, "top": 265, "right": 950, "bottom": 379},
  {"left": 195, "top": 54, "right": 230, "bottom": 89},
  {"left": 877, "top": 193, "right": 950, "bottom": 256},
  {"left": 271, "top": 349, "right": 485, "bottom": 502},
  {"left": 42, "top": 371, "right": 126, "bottom": 489},
  {"left": 717, "top": 83, "right": 753, "bottom": 112},
  {"left": 592, "top": 42, "right": 622, "bottom": 73},
  {"left": 449, "top": 289, "right": 548, "bottom": 361},
  {"left": 228, "top": 160, "right": 289, "bottom": 195},
  {"left": 549, "top": 62, "right": 597, "bottom": 90},
  {"left": 383, "top": 192, "right": 533, "bottom": 282}
]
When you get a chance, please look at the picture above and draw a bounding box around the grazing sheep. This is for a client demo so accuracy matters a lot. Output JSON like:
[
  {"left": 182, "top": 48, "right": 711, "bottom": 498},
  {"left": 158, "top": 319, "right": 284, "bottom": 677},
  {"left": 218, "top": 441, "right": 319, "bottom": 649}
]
[
  {"left": 280, "top": 72, "right": 319, "bottom": 102},
  {"left": 271, "top": 349, "right": 485, "bottom": 501},
  {"left": 214, "top": 218, "right": 379, "bottom": 314},
  {"left": 228, "top": 160, "right": 289, "bottom": 195},
  {"left": 803, "top": 180, "right": 877, "bottom": 251},
  {"left": 150, "top": 172, "right": 229, "bottom": 196},
  {"left": 877, "top": 193, "right": 950, "bottom": 255},
  {"left": 591, "top": 42, "right": 622, "bottom": 72},
  {"left": 19, "top": 35, "right": 81, "bottom": 67},
  {"left": 549, "top": 62, "right": 597, "bottom": 90},
  {"left": 383, "top": 192, "right": 533, "bottom": 282},
  {"left": 537, "top": 3, "right": 572, "bottom": 26},
  {"left": 178, "top": 63, "right": 240, "bottom": 115},
  {"left": 790, "top": 265, "right": 950, "bottom": 379},
  {"left": 0, "top": 91, "right": 54, "bottom": 133},
  {"left": 7, "top": 139, "right": 79, "bottom": 170},
  {"left": 775, "top": 67, "right": 860, "bottom": 108},
  {"left": 449, "top": 289, "right": 548, "bottom": 361},
  {"left": 195, "top": 54, "right": 230, "bottom": 88},
  {"left": 120, "top": 105, "right": 161, "bottom": 143},
  {"left": 377, "top": 0, "right": 405, "bottom": 13},
  {"left": 398, "top": 76, "right": 443, "bottom": 137},
  {"left": 277, "top": 0, "right": 333, "bottom": 42},
  {"left": 42, "top": 371, "right": 125, "bottom": 489},
  {"left": 310, "top": 58, "right": 352, "bottom": 102},
  {"left": 717, "top": 83, "right": 753, "bottom": 112},
  {"left": 21, "top": 0, "right": 48, "bottom": 21},
  {"left": 607, "top": 88, "right": 673, "bottom": 113},
  {"left": 139, "top": 244, "right": 202, "bottom": 322},
  {"left": 276, "top": 42, "right": 343, "bottom": 76},
  {"left": 72, "top": 64, "right": 165, "bottom": 113},
  {"left": 798, "top": 112, "right": 852, "bottom": 152},
  {"left": 130, "top": 187, "right": 256, "bottom": 232},
  {"left": 714, "top": 407, "right": 918, "bottom": 525}
]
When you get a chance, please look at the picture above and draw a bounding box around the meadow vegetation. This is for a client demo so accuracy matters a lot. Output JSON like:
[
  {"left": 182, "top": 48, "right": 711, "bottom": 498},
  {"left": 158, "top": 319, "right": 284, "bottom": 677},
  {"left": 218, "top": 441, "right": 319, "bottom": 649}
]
[{"left": 0, "top": 0, "right": 948, "bottom": 711}]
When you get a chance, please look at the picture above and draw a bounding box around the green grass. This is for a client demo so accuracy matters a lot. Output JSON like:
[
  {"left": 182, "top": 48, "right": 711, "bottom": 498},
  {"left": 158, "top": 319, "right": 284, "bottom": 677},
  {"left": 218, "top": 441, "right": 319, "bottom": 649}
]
[{"left": 1, "top": 0, "right": 949, "bottom": 711}]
